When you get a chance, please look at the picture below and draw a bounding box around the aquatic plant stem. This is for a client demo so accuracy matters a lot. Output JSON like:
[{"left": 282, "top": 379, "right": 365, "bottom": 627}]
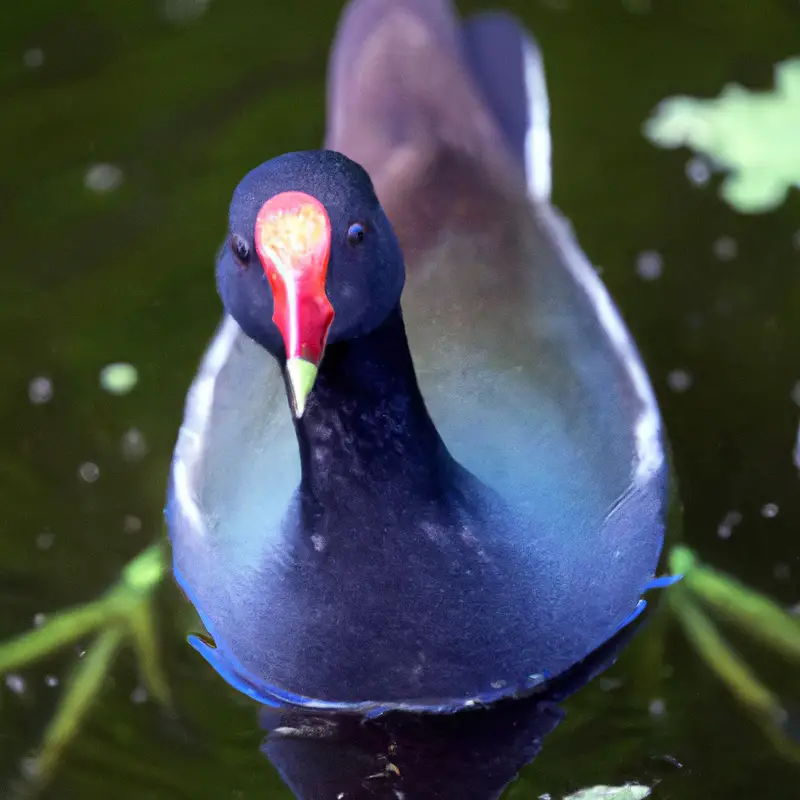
[
  {"left": 669, "top": 548, "right": 800, "bottom": 765},
  {"left": 0, "top": 541, "right": 170, "bottom": 795}
]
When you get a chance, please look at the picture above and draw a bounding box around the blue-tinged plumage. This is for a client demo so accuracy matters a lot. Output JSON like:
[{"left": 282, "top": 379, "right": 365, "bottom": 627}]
[{"left": 167, "top": 0, "right": 675, "bottom": 713}]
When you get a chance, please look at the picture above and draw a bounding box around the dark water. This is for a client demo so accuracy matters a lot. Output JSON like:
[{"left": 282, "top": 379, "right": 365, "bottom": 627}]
[{"left": 1, "top": 0, "right": 798, "bottom": 797}]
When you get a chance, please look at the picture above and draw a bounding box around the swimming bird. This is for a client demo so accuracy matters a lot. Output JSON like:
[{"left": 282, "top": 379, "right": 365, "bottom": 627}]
[{"left": 167, "top": 0, "right": 671, "bottom": 715}]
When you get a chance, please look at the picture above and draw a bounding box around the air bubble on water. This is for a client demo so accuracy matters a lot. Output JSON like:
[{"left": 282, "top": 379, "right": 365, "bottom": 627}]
[
  {"left": 33, "top": 612, "right": 46, "bottom": 628},
  {"left": 45, "top": 675, "right": 59, "bottom": 688},
  {"left": 84, "top": 163, "right": 123, "bottom": 194},
  {"left": 667, "top": 369, "right": 692, "bottom": 392},
  {"left": 36, "top": 530, "right": 54, "bottom": 550},
  {"left": 131, "top": 686, "right": 148, "bottom": 704},
  {"left": 761, "top": 502, "right": 779, "bottom": 519},
  {"left": 123, "top": 515, "right": 142, "bottom": 534},
  {"left": 23, "top": 48, "right": 44, "bottom": 69},
  {"left": 162, "top": 0, "right": 213, "bottom": 22},
  {"left": 20, "top": 756, "right": 40, "bottom": 781},
  {"left": 686, "top": 156, "right": 711, "bottom": 186},
  {"left": 78, "top": 461, "right": 100, "bottom": 483},
  {"left": 28, "top": 376, "right": 53, "bottom": 404},
  {"left": 5, "top": 674, "right": 26, "bottom": 695},
  {"left": 649, "top": 698, "right": 666, "bottom": 717},
  {"left": 717, "top": 510, "right": 742, "bottom": 539},
  {"left": 774, "top": 563, "right": 791, "bottom": 581},
  {"left": 712, "top": 236, "right": 737, "bottom": 261},
  {"left": 636, "top": 250, "right": 663, "bottom": 281},
  {"left": 122, "top": 428, "right": 148, "bottom": 461}
]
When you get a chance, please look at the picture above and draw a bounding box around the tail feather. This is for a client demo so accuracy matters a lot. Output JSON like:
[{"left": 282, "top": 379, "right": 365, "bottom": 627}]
[
  {"left": 325, "top": 0, "right": 552, "bottom": 202},
  {"left": 325, "top": 0, "right": 515, "bottom": 188},
  {"left": 461, "top": 12, "right": 552, "bottom": 202}
]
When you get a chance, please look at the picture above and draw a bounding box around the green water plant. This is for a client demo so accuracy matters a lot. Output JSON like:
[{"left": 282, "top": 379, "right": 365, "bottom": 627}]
[
  {"left": 668, "top": 546, "right": 800, "bottom": 765},
  {"left": 564, "top": 786, "right": 650, "bottom": 800},
  {"left": 0, "top": 542, "right": 170, "bottom": 792},
  {"left": 644, "top": 57, "right": 800, "bottom": 213}
]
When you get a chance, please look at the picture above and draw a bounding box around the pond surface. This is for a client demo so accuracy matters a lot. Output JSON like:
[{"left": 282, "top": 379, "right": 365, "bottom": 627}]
[{"left": 1, "top": 0, "right": 798, "bottom": 797}]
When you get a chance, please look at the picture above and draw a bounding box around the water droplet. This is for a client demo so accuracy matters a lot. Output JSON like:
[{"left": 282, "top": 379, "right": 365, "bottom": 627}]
[
  {"left": 525, "top": 673, "right": 546, "bottom": 689},
  {"left": 84, "top": 163, "right": 123, "bottom": 194},
  {"left": 23, "top": 48, "right": 44, "bottom": 69},
  {"left": 636, "top": 250, "right": 663, "bottom": 281},
  {"left": 311, "top": 534, "right": 326, "bottom": 552},
  {"left": 78, "top": 462, "right": 100, "bottom": 483},
  {"left": 33, "top": 613, "right": 46, "bottom": 628},
  {"left": 717, "top": 510, "right": 742, "bottom": 539},
  {"left": 761, "top": 502, "right": 779, "bottom": 519},
  {"left": 5, "top": 674, "right": 26, "bottom": 695},
  {"left": 28, "top": 376, "right": 53, "bottom": 404},
  {"left": 774, "top": 563, "right": 791, "bottom": 581},
  {"left": 45, "top": 675, "right": 59, "bottom": 688},
  {"left": 162, "top": 0, "right": 213, "bottom": 23},
  {"left": 123, "top": 515, "right": 142, "bottom": 534},
  {"left": 36, "top": 530, "right": 54, "bottom": 550},
  {"left": 99, "top": 362, "right": 138, "bottom": 395},
  {"left": 649, "top": 698, "right": 666, "bottom": 717},
  {"left": 121, "top": 428, "right": 148, "bottom": 461},
  {"left": 712, "top": 236, "right": 737, "bottom": 261},
  {"left": 130, "top": 686, "right": 148, "bottom": 704},
  {"left": 20, "top": 756, "right": 40, "bottom": 781},
  {"left": 667, "top": 369, "right": 692, "bottom": 392},
  {"left": 685, "top": 156, "right": 711, "bottom": 186}
]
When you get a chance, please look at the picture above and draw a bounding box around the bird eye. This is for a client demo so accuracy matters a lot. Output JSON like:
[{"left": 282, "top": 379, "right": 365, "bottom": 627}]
[
  {"left": 346, "top": 222, "right": 366, "bottom": 247},
  {"left": 230, "top": 233, "right": 250, "bottom": 264}
]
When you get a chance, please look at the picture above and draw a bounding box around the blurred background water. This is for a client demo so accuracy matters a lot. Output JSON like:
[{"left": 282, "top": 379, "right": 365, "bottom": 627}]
[{"left": 1, "top": 0, "right": 798, "bottom": 797}]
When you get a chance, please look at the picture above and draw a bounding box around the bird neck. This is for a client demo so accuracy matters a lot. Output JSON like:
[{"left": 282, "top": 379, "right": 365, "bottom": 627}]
[{"left": 291, "top": 305, "right": 452, "bottom": 507}]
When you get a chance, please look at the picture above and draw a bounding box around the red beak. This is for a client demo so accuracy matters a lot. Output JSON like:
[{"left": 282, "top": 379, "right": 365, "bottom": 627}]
[{"left": 254, "top": 191, "right": 334, "bottom": 416}]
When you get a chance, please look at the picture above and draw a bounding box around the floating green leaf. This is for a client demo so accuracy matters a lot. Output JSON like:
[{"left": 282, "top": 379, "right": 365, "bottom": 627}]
[
  {"left": 644, "top": 57, "right": 800, "bottom": 212},
  {"left": 99, "top": 362, "right": 139, "bottom": 395},
  {"left": 564, "top": 785, "right": 651, "bottom": 800}
]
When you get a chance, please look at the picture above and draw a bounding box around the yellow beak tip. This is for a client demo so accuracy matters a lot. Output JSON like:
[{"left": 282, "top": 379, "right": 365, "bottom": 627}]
[{"left": 286, "top": 357, "right": 319, "bottom": 418}]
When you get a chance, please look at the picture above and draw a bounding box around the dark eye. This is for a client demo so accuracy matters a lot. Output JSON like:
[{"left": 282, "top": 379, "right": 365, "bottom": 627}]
[
  {"left": 231, "top": 233, "right": 250, "bottom": 264},
  {"left": 346, "top": 222, "right": 366, "bottom": 247}
]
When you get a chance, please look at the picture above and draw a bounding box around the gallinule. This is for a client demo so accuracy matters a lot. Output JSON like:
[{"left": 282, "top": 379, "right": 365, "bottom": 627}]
[{"left": 167, "top": 0, "right": 672, "bottom": 713}]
